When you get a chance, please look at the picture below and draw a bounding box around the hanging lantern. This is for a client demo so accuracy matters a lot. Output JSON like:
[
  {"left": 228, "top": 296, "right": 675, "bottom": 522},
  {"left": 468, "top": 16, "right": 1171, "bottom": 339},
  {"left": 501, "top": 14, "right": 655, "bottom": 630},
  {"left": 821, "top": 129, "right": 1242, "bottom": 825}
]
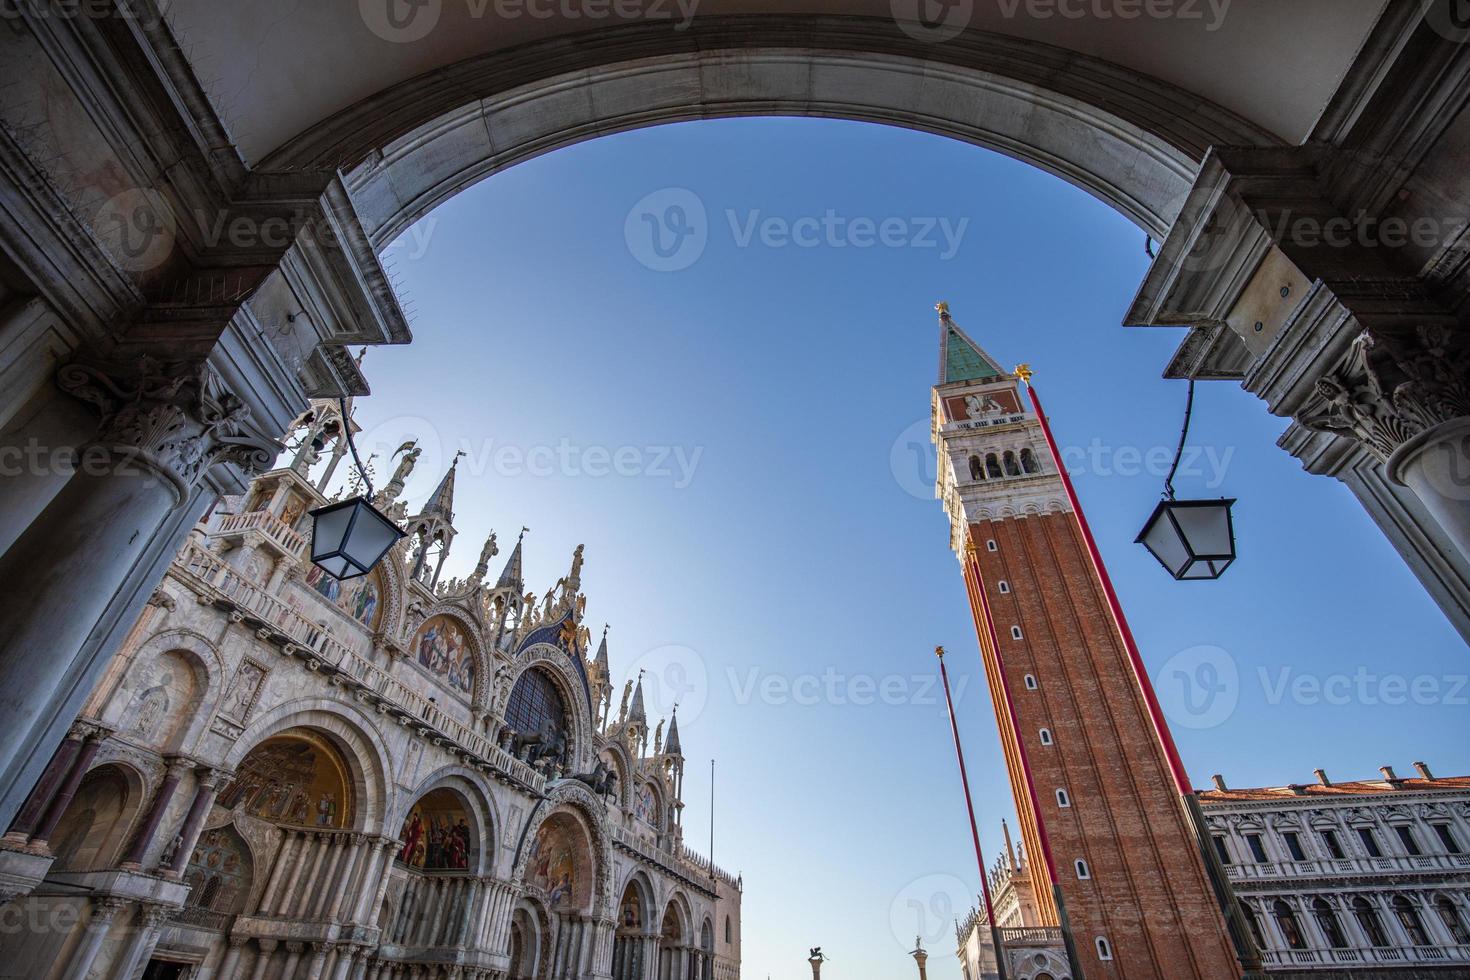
[
  {"left": 1136, "top": 379, "right": 1237, "bottom": 580},
  {"left": 1136, "top": 497, "right": 1237, "bottom": 580},
  {"left": 308, "top": 397, "right": 406, "bottom": 581},
  {"left": 309, "top": 497, "right": 406, "bottom": 580}
]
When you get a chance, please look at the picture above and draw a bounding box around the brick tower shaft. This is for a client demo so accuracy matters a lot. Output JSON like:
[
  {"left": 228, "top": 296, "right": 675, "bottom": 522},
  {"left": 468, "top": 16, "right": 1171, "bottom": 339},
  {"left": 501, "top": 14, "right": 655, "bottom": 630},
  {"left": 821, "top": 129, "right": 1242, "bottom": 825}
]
[{"left": 930, "top": 305, "right": 1242, "bottom": 979}]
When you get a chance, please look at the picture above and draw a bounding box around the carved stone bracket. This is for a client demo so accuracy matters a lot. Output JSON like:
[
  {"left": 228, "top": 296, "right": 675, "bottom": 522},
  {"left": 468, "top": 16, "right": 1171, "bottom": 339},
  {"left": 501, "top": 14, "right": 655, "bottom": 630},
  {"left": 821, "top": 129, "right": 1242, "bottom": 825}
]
[
  {"left": 56, "top": 354, "right": 280, "bottom": 503},
  {"left": 1297, "top": 325, "right": 1470, "bottom": 467}
]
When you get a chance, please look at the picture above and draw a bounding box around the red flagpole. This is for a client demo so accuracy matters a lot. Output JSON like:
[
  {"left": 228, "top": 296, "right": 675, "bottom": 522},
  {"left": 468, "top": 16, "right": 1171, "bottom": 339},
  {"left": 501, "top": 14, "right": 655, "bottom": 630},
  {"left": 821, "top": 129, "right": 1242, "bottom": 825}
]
[{"left": 936, "top": 646, "right": 1009, "bottom": 980}]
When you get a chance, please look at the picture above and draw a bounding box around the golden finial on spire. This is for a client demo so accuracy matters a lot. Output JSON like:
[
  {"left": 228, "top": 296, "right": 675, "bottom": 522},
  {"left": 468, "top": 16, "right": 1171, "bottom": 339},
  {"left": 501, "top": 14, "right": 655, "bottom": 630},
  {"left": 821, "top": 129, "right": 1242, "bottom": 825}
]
[
  {"left": 1014, "top": 363, "right": 1034, "bottom": 384},
  {"left": 935, "top": 301, "right": 950, "bottom": 317},
  {"left": 935, "top": 645, "right": 946, "bottom": 659}
]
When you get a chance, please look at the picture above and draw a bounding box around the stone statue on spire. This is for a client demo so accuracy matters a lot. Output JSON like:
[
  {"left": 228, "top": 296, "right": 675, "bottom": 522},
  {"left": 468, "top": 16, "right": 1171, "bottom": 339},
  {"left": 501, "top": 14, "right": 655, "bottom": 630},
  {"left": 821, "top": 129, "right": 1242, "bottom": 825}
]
[
  {"left": 377, "top": 440, "right": 420, "bottom": 503},
  {"left": 472, "top": 531, "right": 499, "bottom": 581}
]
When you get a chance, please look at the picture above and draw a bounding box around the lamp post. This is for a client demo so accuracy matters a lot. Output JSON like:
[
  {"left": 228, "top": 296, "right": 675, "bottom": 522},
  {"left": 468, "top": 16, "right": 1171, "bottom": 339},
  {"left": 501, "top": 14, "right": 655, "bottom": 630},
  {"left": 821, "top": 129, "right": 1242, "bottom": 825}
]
[
  {"left": 308, "top": 398, "right": 406, "bottom": 580},
  {"left": 1135, "top": 379, "right": 1237, "bottom": 580}
]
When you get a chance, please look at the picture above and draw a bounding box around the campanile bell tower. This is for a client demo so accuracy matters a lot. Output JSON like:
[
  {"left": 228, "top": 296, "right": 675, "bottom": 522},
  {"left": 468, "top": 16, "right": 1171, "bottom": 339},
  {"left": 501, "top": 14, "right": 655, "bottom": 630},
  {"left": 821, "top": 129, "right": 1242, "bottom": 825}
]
[{"left": 930, "top": 303, "right": 1244, "bottom": 979}]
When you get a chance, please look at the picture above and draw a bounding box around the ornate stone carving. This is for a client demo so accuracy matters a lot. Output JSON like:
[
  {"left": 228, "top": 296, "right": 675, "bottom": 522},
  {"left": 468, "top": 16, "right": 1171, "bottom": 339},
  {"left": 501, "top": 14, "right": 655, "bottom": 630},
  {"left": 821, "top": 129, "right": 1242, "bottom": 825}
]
[
  {"left": 1299, "top": 326, "right": 1470, "bottom": 464},
  {"left": 57, "top": 355, "right": 279, "bottom": 500}
]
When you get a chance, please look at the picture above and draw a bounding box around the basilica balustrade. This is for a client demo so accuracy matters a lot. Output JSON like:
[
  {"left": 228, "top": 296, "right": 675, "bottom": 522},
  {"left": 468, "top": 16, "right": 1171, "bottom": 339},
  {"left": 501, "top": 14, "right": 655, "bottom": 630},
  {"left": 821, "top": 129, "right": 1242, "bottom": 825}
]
[
  {"left": 172, "top": 540, "right": 546, "bottom": 792},
  {"left": 215, "top": 508, "right": 308, "bottom": 559}
]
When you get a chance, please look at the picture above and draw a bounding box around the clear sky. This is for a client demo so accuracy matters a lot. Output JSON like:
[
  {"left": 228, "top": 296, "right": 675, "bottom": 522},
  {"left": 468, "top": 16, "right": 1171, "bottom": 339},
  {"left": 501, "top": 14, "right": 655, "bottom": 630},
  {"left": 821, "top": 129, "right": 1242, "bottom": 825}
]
[{"left": 354, "top": 117, "right": 1468, "bottom": 980}]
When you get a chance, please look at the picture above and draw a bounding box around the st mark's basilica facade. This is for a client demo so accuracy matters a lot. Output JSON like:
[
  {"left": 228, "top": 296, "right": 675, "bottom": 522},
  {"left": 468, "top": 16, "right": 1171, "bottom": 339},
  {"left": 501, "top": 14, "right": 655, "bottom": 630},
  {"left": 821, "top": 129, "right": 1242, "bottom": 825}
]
[{"left": 0, "top": 398, "right": 742, "bottom": 980}]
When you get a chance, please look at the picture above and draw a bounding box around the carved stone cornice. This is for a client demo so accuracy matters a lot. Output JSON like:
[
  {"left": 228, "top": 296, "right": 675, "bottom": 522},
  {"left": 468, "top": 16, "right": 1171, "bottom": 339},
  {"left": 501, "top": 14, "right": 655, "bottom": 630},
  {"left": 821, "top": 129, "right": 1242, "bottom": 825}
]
[
  {"left": 56, "top": 354, "right": 279, "bottom": 502},
  {"left": 1298, "top": 325, "right": 1470, "bottom": 466}
]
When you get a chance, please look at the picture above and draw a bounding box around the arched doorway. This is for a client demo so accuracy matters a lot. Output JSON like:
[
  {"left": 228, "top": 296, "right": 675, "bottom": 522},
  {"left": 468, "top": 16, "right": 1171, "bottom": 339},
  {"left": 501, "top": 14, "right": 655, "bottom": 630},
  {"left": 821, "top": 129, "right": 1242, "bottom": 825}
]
[
  {"left": 507, "top": 901, "right": 546, "bottom": 980},
  {"left": 612, "top": 876, "right": 653, "bottom": 980},
  {"left": 386, "top": 785, "right": 490, "bottom": 953},
  {"left": 519, "top": 807, "right": 600, "bottom": 976},
  {"left": 657, "top": 900, "right": 688, "bottom": 980}
]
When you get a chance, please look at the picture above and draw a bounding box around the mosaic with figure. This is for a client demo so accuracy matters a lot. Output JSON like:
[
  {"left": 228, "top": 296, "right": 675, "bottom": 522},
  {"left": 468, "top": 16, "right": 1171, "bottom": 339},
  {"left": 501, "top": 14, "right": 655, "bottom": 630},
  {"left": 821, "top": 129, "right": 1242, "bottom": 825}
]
[
  {"left": 216, "top": 732, "right": 352, "bottom": 828},
  {"left": 397, "top": 789, "right": 475, "bottom": 870},
  {"left": 526, "top": 815, "right": 586, "bottom": 911},
  {"left": 183, "top": 825, "right": 253, "bottom": 913},
  {"left": 303, "top": 564, "right": 382, "bottom": 629},
  {"left": 412, "top": 615, "right": 475, "bottom": 696}
]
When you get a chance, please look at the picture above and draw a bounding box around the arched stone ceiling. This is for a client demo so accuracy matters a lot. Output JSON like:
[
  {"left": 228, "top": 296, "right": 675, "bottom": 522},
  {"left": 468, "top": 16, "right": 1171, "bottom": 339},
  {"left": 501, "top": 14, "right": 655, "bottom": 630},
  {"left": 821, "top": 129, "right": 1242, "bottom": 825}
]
[{"left": 166, "top": 0, "right": 1387, "bottom": 167}]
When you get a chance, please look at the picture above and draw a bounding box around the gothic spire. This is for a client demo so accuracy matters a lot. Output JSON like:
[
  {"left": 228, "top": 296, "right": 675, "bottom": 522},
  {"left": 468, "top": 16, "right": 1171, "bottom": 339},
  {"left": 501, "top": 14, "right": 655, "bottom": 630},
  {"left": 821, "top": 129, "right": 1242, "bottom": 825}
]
[
  {"left": 594, "top": 624, "right": 610, "bottom": 670},
  {"left": 665, "top": 706, "right": 682, "bottom": 756},
  {"left": 935, "top": 302, "right": 1006, "bottom": 384},
  {"left": 420, "top": 450, "right": 464, "bottom": 522},
  {"left": 629, "top": 674, "right": 647, "bottom": 724},
  {"left": 497, "top": 527, "right": 527, "bottom": 589}
]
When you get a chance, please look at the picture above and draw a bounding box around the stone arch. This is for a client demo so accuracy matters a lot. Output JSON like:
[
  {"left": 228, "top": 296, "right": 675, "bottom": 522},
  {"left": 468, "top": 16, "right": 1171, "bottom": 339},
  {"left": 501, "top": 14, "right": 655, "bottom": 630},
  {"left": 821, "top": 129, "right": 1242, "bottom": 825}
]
[
  {"left": 264, "top": 19, "right": 1277, "bottom": 244},
  {"left": 102, "top": 628, "right": 223, "bottom": 753},
  {"left": 47, "top": 760, "right": 147, "bottom": 871},
  {"left": 395, "top": 765, "right": 498, "bottom": 875},
  {"left": 508, "top": 895, "right": 550, "bottom": 980},
  {"left": 407, "top": 607, "right": 486, "bottom": 708},
  {"left": 664, "top": 889, "right": 696, "bottom": 946},
  {"left": 513, "top": 781, "right": 614, "bottom": 917},
  {"left": 632, "top": 777, "right": 665, "bottom": 832},
  {"left": 499, "top": 645, "right": 596, "bottom": 771},
  {"left": 616, "top": 868, "right": 657, "bottom": 930},
  {"left": 223, "top": 699, "right": 393, "bottom": 833}
]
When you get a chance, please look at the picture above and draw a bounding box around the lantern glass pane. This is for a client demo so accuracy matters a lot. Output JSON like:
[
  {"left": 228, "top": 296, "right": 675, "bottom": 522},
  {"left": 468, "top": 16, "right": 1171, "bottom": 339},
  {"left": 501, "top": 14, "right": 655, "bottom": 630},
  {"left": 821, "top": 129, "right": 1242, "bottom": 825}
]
[
  {"left": 317, "top": 553, "right": 354, "bottom": 579},
  {"left": 1140, "top": 509, "right": 1190, "bottom": 577},
  {"left": 343, "top": 507, "right": 404, "bottom": 568},
  {"left": 1172, "top": 503, "right": 1233, "bottom": 558},
  {"left": 311, "top": 506, "right": 354, "bottom": 561}
]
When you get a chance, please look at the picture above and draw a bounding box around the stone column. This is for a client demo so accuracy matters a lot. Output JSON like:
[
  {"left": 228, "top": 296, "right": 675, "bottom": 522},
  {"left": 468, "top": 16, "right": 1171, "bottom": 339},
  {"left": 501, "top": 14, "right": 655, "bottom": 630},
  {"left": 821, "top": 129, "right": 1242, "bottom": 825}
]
[
  {"left": 111, "top": 903, "right": 171, "bottom": 980},
  {"left": 119, "top": 757, "right": 191, "bottom": 868},
  {"left": 2, "top": 725, "right": 83, "bottom": 843},
  {"left": 310, "top": 834, "right": 348, "bottom": 919},
  {"left": 292, "top": 834, "right": 331, "bottom": 917},
  {"left": 327, "top": 835, "right": 367, "bottom": 922},
  {"left": 349, "top": 838, "right": 392, "bottom": 924},
  {"left": 248, "top": 939, "right": 280, "bottom": 980},
  {"left": 0, "top": 358, "right": 273, "bottom": 830},
  {"left": 259, "top": 828, "right": 300, "bottom": 913},
  {"left": 281, "top": 941, "right": 306, "bottom": 980},
  {"left": 332, "top": 947, "right": 360, "bottom": 980},
  {"left": 28, "top": 725, "right": 107, "bottom": 846},
  {"left": 63, "top": 897, "right": 128, "bottom": 978},
  {"left": 217, "top": 934, "right": 250, "bottom": 980},
  {"left": 162, "top": 766, "right": 224, "bottom": 876},
  {"left": 303, "top": 942, "right": 330, "bottom": 980},
  {"left": 456, "top": 877, "right": 481, "bottom": 946}
]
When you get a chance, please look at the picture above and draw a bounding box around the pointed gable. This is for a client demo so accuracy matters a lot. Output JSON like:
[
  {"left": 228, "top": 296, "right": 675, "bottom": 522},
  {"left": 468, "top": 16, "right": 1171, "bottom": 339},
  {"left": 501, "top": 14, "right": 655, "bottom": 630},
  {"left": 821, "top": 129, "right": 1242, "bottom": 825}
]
[{"left": 937, "top": 304, "right": 1006, "bottom": 384}]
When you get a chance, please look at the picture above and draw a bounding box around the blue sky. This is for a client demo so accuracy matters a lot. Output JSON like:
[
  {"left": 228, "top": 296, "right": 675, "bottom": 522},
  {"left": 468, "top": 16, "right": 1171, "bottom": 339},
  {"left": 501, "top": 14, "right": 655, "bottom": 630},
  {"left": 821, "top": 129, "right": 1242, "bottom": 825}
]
[{"left": 358, "top": 117, "right": 1468, "bottom": 980}]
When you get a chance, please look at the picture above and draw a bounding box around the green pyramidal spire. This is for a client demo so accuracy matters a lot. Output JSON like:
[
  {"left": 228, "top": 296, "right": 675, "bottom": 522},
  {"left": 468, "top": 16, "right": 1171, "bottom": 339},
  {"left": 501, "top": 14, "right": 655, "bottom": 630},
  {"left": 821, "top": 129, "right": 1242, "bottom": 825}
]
[{"left": 936, "top": 302, "right": 1006, "bottom": 383}]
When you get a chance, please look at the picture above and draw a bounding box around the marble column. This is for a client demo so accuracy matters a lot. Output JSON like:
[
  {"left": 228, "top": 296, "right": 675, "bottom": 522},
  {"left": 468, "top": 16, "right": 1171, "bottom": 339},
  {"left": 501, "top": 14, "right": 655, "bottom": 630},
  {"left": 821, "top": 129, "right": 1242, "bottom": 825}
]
[
  {"left": 309, "top": 835, "right": 348, "bottom": 919},
  {"left": 119, "top": 757, "right": 191, "bottom": 868},
  {"left": 0, "top": 358, "right": 271, "bottom": 830},
  {"left": 162, "top": 767, "right": 224, "bottom": 876},
  {"left": 292, "top": 834, "right": 331, "bottom": 917},
  {"left": 259, "top": 828, "right": 301, "bottom": 913},
  {"left": 28, "top": 726, "right": 106, "bottom": 845},
  {"left": 248, "top": 939, "right": 280, "bottom": 980},
  {"left": 327, "top": 835, "right": 367, "bottom": 922},
  {"left": 303, "top": 942, "right": 330, "bottom": 980},
  {"left": 282, "top": 942, "right": 306, "bottom": 980},
  {"left": 111, "top": 903, "right": 171, "bottom": 980},
  {"left": 217, "top": 934, "right": 249, "bottom": 980},
  {"left": 2, "top": 726, "right": 83, "bottom": 842},
  {"left": 63, "top": 897, "right": 128, "bottom": 978}
]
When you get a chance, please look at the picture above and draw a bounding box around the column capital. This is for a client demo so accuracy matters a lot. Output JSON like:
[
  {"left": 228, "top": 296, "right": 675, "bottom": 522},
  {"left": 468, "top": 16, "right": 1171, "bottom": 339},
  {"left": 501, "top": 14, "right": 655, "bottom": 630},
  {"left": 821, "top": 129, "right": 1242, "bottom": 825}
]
[
  {"left": 56, "top": 354, "right": 279, "bottom": 503},
  {"left": 90, "top": 897, "right": 130, "bottom": 923},
  {"left": 69, "top": 721, "right": 112, "bottom": 743},
  {"left": 227, "top": 933, "right": 250, "bottom": 948},
  {"left": 258, "top": 938, "right": 280, "bottom": 953},
  {"left": 161, "top": 756, "right": 195, "bottom": 780}
]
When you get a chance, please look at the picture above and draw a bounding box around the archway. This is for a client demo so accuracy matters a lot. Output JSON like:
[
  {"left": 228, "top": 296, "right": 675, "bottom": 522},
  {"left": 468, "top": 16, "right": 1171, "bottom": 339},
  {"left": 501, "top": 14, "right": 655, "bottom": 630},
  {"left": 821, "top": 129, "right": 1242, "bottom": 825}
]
[
  {"left": 48, "top": 763, "right": 143, "bottom": 871},
  {"left": 385, "top": 784, "right": 493, "bottom": 953},
  {"left": 515, "top": 805, "right": 602, "bottom": 977},
  {"left": 657, "top": 899, "right": 689, "bottom": 980},
  {"left": 612, "top": 874, "right": 654, "bottom": 980}
]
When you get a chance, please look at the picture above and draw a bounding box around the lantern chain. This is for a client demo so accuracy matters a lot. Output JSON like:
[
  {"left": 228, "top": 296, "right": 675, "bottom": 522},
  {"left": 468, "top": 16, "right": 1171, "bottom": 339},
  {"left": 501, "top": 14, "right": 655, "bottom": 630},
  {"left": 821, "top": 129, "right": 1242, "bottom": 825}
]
[
  {"left": 1163, "top": 379, "right": 1195, "bottom": 502},
  {"left": 339, "top": 397, "right": 374, "bottom": 498}
]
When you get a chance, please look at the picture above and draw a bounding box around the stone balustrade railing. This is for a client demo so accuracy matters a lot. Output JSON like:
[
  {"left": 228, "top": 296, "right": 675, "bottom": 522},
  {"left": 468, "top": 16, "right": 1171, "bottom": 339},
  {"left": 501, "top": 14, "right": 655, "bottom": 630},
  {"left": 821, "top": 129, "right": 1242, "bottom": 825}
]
[
  {"left": 173, "top": 542, "right": 545, "bottom": 792},
  {"left": 997, "top": 926, "right": 1064, "bottom": 945},
  {"left": 608, "top": 825, "right": 726, "bottom": 895},
  {"left": 216, "top": 509, "right": 306, "bottom": 556},
  {"left": 1224, "top": 852, "right": 1470, "bottom": 881},
  {"left": 1259, "top": 944, "right": 1470, "bottom": 968}
]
